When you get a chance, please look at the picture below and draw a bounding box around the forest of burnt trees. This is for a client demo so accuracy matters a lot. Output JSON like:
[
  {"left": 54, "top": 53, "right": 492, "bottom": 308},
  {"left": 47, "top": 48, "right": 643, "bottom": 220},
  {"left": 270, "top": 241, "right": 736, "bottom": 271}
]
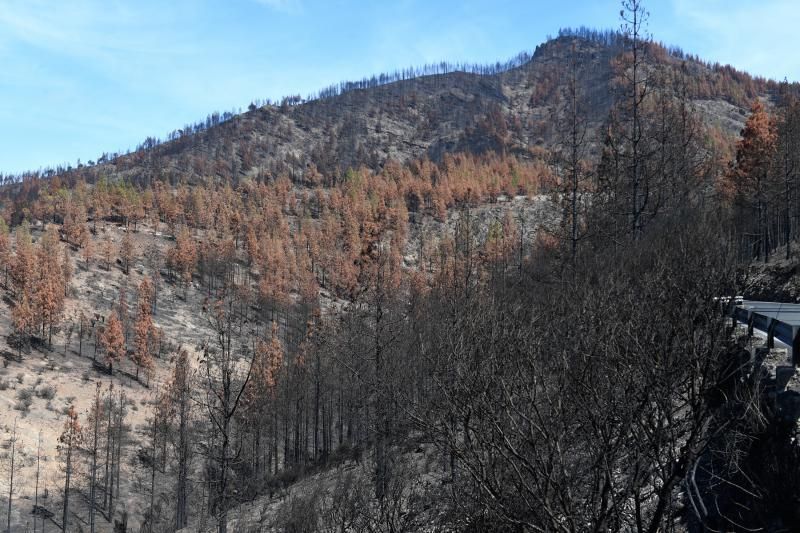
[{"left": 3, "top": 0, "right": 800, "bottom": 531}]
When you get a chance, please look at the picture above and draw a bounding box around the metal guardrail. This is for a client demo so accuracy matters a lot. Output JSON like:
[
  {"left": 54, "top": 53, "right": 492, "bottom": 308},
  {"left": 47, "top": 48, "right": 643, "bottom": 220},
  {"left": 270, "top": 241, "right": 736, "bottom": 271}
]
[{"left": 733, "top": 305, "right": 800, "bottom": 365}]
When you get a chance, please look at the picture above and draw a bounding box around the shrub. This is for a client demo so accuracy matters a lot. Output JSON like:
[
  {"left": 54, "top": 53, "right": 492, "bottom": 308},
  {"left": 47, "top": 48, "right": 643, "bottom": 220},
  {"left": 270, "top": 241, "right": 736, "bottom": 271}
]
[
  {"left": 15, "top": 388, "right": 34, "bottom": 412},
  {"left": 273, "top": 488, "right": 322, "bottom": 533},
  {"left": 16, "top": 387, "right": 33, "bottom": 401},
  {"left": 14, "top": 398, "right": 32, "bottom": 412},
  {"left": 36, "top": 385, "right": 57, "bottom": 400}
]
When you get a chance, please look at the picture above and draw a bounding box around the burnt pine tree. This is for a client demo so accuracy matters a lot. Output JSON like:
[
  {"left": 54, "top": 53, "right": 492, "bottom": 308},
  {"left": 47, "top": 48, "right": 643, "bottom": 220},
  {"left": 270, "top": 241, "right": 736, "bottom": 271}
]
[
  {"left": 5, "top": 418, "right": 18, "bottom": 533},
  {"left": 619, "top": 0, "right": 651, "bottom": 238},
  {"left": 731, "top": 99, "right": 777, "bottom": 261},
  {"left": 88, "top": 383, "right": 102, "bottom": 533},
  {"left": 775, "top": 82, "right": 800, "bottom": 259},
  {"left": 553, "top": 41, "right": 590, "bottom": 264},
  {"left": 169, "top": 349, "right": 193, "bottom": 530},
  {"left": 202, "top": 286, "right": 255, "bottom": 533},
  {"left": 59, "top": 406, "right": 81, "bottom": 533}
]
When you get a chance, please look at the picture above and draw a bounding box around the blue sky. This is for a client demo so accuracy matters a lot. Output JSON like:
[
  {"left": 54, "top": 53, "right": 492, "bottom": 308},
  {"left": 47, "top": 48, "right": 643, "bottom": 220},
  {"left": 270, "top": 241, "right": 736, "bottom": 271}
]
[{"left": 1, "top": 0, "right": 797, "bottom": 175}]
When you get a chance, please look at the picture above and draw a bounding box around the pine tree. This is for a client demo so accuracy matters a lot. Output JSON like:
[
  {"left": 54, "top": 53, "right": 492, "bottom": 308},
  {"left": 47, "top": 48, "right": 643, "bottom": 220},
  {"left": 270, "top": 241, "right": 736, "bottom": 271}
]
[
  {"left": 33, "top": 431, "right": 42, "bottom": 533},
  {"left": 34, "top": 227, "right": 65, "bottom": 347},
  {"left": 168, "top": 228, "right": 196, "bottom": 297},
  {"left": 5, "top": 417, "right": 18, "bottom": 533},
  {"left": 106, "top": 388, "right": 128, "bottom": 520},
  {"left": 731, "top": 99, "right": 778, "bottom": 261},
  {"left": 86, "top": 383, "right": 103, "bottom": 533},
  {"left": 168, "top": 349, "right": 192, "bottom": 530},
  {"left": 78, "top": 311, "right": 88, "bottom": 357},
  {"left": 58, "top": 406, "right": 81, "bottom": 533},
  {"left": 774, "top": 84, "right": 800, "bottom": 259},
  {"left": 202, "top": 289, "right": 256, "bottom": 533},
  {"left": 11, "top": 292, "right": 34, "bottom": 361},
  {"left": 0, "top": 218, "right": 9, "bottom": 289},
  {"left": 101, "top": 312, "right": 125, "bottom": 374},
  {"left": 81, "top": 233, "right": 94, "bottom": 269},
  {"left": 553, "top": 42, "right": 590, "bottom": 264},
  {"left": 62, "top": 245, "right": 73, "bottom": 297},
  {"left": 118, "top": 285, "right": 130, "bottom": 346},
  {"left": 120, "top": 230, "right": 136, "bottom": 275},
  {"left": 100, "top": 233, "right": 115, "bottom": 271},
  {"left": 11, "top": 224, "right": 34, "bottom": 298},
  {"left": 133, "top": 278, "right": 155, "bottom": 383},
  {"left": 63, "top": 200, "right": 88, "bottom": 247},
  {"left": 606, "top": 0, "right": 654, "bottom": 239}
]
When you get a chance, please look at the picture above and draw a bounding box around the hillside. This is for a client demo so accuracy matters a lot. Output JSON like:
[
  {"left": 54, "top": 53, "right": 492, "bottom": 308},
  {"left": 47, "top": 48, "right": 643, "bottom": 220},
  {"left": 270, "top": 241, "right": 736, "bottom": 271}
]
[
  {"left": 119, "top": 34, "right": 771, "bottom": 183},
  {"left": 0, "top": 221, "right": 214, "bottom": 532},
  {"left": 3, "top": 24, "right": 800, "bottom": 533},
  {"left": 0, "top": 32, "right": 775, "bottom": 196}
]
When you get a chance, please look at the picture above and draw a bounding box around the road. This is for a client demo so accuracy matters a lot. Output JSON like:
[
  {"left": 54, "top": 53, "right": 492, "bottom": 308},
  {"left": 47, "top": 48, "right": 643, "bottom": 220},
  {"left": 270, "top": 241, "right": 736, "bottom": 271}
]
[{"left": 741, "top": 300, "right": 800, "bottom": 325}]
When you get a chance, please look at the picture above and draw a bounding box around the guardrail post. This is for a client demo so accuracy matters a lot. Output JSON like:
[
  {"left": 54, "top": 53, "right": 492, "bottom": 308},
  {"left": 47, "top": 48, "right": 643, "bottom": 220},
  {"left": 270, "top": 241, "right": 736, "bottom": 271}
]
[
  {"left": 792, "top": 326, "right": 800, "bottom": 366},
  {"left": 767, "top": 318, "right": 775, "bottom": 349},
  {"left": 793, "top": 327, "right": 800, "bottom": 367}
]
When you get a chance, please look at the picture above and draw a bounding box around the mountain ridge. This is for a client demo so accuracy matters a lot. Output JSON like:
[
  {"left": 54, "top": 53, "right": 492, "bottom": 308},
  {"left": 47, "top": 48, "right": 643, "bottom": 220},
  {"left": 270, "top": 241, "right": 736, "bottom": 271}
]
[{"left": 0, "top": 30, "right": 783, "bottom": 191}]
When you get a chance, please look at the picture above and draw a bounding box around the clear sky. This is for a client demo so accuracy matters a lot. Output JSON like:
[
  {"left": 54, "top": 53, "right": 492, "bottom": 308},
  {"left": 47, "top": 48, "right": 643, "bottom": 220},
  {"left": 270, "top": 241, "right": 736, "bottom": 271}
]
[{"left": 1, "top": 0, "right": 797, "bottom": 175}]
